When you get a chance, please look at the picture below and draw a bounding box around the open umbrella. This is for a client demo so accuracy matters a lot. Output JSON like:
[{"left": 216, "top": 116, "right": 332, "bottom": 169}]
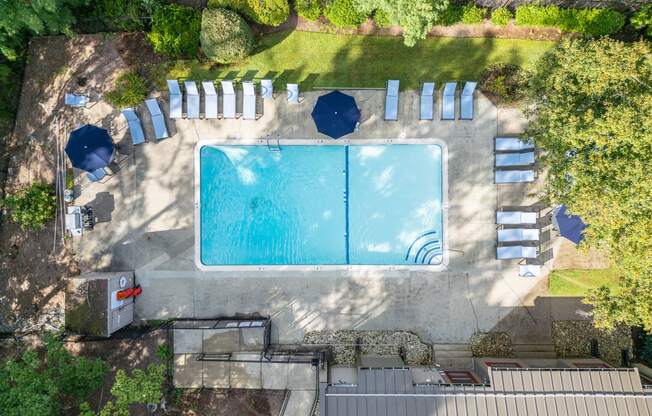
[
  {"left": 552, "top": 205, "right": 587, "bottom": 244},
  {"left": 311, "top": 91, "right": 361, "bottom": 139},
  {"left": 65, "top": 124, "right": 114, "bottom": 172}
]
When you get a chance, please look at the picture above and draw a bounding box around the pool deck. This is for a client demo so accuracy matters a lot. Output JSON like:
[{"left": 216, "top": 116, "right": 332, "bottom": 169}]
[{"left": 73, "top": 88, "right": 552, "bottom": 344}]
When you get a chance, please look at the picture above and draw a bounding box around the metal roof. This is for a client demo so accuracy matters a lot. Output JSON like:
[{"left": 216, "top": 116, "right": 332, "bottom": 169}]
[{"left": 320, "top": 368, "right": 652, "bottom": 416}]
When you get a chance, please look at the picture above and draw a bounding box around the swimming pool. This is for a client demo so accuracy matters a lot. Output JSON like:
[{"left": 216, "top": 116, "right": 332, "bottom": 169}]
[{"left": 195, "top": 140, "right": 447, "bottom": 269}]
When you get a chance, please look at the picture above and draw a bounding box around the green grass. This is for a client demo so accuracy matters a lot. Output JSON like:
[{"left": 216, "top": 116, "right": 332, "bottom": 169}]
[
  {"left": 161, "top": 30, "right": 555, "bottom": 90},
  {"left": 548, "top": 268, "right": 622, "bottom": 297}
]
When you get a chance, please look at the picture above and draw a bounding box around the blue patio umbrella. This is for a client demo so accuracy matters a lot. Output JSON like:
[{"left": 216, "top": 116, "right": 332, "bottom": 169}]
[
  {"left": 311, "top": 91, "right": 361, "bottom": 139},
  {"left": 65, "top": 124, "right": 114, "bottom": 172},
  {"left": 553, "top": 205, "right": 587, "bottom": 244}
]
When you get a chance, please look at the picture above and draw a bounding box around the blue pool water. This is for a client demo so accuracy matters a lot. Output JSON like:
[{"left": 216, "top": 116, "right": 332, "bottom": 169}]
[{"left": 199, "top": 144, "right": 443, "bottom": 266}]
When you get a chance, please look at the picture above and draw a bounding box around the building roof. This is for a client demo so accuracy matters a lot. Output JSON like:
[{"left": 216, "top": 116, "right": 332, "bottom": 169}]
[{"left": 320, "top": 368, "right": 652, "bottom": 416}]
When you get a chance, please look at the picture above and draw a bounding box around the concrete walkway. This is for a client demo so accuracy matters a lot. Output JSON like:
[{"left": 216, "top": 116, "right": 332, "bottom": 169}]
[{"left": 74, "top": 88, "right": 549, "bottom": 345}]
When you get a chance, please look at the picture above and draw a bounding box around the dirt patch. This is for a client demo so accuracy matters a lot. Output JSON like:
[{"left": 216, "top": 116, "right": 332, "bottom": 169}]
[
  {"left": 553, "top": 238, "right": 610, "bottom": 269},
  {"left": 170, "top": 389, "right": 286, "bottom": 416}
]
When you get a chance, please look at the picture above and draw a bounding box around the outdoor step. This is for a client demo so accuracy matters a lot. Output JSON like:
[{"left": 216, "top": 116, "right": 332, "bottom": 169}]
[{"left": 432, "top": 343, "right": 471, "bottom": 351}]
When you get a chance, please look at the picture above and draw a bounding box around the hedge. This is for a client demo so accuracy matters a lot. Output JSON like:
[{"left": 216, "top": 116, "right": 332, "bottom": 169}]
[
  {"left": 515, "top": 5, "right": 624, "bottom": 36},
  {"left": 149, "top": 4, "right": 201, "bottom": 57},
  {"left": 491, "top": 7, "right": 513, "bottom": 26},
  {"left": 208, "top": 0, "right": 289, "bottom": 26},
  {"left": 324, "top": 0, "right": 368, "bottom": 27},
  {"left": 461, "top": 5, "right": 487, "bottom": 24},
  {"left": 200, "top": 8, "right": 255, "bottom": 64},
  {"left": 295, "top": 0, "right": 323, "bottom": 21}
]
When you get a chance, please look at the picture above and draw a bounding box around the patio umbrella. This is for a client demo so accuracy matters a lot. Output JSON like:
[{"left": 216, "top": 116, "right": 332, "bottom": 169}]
[
  {"left": 65, "top": 124, "right": 114, "bottom": 172},
  {"left": 552, "top": 205, "right": 587, "bottom": 245},
  {"left": 311, "top": 91, "right": 361, "bottom": 139}
]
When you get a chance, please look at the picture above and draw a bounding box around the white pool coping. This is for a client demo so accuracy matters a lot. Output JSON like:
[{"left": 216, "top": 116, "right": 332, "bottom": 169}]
[{"left": 194, "top": 138, "right": 449, "bottom": 272}]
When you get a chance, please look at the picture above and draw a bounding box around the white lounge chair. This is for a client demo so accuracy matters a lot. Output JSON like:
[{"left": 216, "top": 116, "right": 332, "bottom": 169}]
[
  {"left": 121, "top": 108, "right": 145, "bottom": 145},
  {"left": 519, "top": 264, "right": 542, "bottom": 277},
  {"left": 497, "top": 246, "right": 538, "bottom": 260},
  {"left": 495, "top": 152, "right": 535, "bottom": 167},
  {"left": 261, "top": 79, "right": 273, "bottom": 99},
  {"left": 202, "top": 81, "right": 218, "bottom": 119},
  {"left": 496, "top": 211, "right": 538, "bottom": 225},
  {"left": 64, "top": 93, "right": 88, "bottom": 108},
  {"left": 460, "top": 81, "right": 477, "bottom": 120},
  {"left": 221, "top": 80, "right": 236, "bottom": 119},
  {"left": 495, "top": 170, "right": 535, "bottom": 183},
  {"left": 167, "top": 80, "right": 182, "bottom": 119},
  {"left": 287, "top": 83, "right": 299, "bottom": 104},
  {"left": 441, "top": 82, "right": 457, "bottom": 120},
  {"left": 495, "top": 137, "right": 535, "bottom": 151},
  {"left": 184, "top": 81, "right": 200, "bottom": 119},
  {"left": 498, "top": 228, "right": 540, "bottom": 242},
  {"left": 420, "top": 82, "right": 435, "bottom": 120},
  {"left": 385, "top": 80, "right": 399, "bottom": 121},
  {"left": 242, "top": 81, "right": 256, "bottom": 120},
  {"left": 145, "top": 98, "right": 169, "bottom": 140}
]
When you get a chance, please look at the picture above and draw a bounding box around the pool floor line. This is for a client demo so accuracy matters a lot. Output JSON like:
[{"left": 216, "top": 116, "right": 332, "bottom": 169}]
[{"left": 344, "top": 146, "right": 350, "bottom": 264}]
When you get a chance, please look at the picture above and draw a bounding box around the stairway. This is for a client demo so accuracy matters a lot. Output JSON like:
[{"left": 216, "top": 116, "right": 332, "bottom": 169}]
[
  {"left": 512, "top": 343, "right": 557, "bottom": 359},
  {"left": 432, "top": 343, "right": 474, "bottom": 369}
]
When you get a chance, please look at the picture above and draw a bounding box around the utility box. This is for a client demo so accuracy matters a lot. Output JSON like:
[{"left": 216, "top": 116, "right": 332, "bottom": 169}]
[{"left": 65, "top": 271, "right": 135, "bottom": 337}]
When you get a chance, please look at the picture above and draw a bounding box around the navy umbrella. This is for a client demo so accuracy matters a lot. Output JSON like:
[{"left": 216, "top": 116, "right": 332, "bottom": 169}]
[
  {"left": 311, "top": 91, "right": 361, "bottom": 139},
  {"left": 65, "top": 124, "right": 114, "bottom": 172},
  {"left": 553, "top": 205, "right": 587, "bottom": 244}
]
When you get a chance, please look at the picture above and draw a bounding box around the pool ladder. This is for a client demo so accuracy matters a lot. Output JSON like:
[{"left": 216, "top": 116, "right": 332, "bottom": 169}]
[{"left": 267, "top": 138, "right": 281, "bottom": 152}]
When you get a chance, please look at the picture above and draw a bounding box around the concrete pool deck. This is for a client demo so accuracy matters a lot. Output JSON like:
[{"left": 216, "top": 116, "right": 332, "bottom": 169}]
[{"left": 73, "top": 88, "right": 552, "bottom": 344}]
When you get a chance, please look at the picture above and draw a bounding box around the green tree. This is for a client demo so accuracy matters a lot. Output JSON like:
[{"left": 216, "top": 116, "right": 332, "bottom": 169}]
[
  {"left": 2, "top": 182, "right": 56, "bottom": 230},
  {"left": 148, "top": 4, "right": 201, "bottom": 57},
  {"left": 354, "top": 0, "right": 449, "bottom": 46},
  {"left": 208, "top": 0, "right": 289, "bottom": 26},
  {"left": 0, "top": 332, "right": 108, "bottom": 416},
  {"left": 201, "top": 8, "right": 255, "bottom": 64},
  {"left": 526, "top": 38, "right": 652, "bottom": 330}
]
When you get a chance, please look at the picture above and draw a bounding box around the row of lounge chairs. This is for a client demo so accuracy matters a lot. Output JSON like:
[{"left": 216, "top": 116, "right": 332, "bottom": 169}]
[
  {"left": 495, "top": 209, "right": 542, "bottom": 276},
  {"left": 385, "top": 80, "right": 477, "bottom": 121},
  {"left": 494, "top": 137, "right": 536, "bottom": 184},
  {"left": 121, "top": 99, "right": 168, "bottom": 145}
]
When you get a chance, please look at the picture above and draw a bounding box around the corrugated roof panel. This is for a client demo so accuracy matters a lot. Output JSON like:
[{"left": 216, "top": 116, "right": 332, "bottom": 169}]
[
  {"left": 396, "top": 397, "right": 408, "bottom": 416},
  {"left": 492, "top": 369, "right": 504, "bottom": 391},
  {"left": 574, "top": 396, "right": 590, "bottom": 416},
  {"left": 541, "top": 372, "right": 554, "bottom": 392},
  {"left": 604, "top": 396, "right": 620, "bottom": 415},
  {"left": 560, "top": 371, "right": 573, "bottom": 392},
  {"left": 589, "top": 371, "right": 604, "bottom": 392},
  {"left": 550, "top": 371, "right": 563, "bottom": 392},
  {"left": 475, "top": 395, "right": 489, "bottom": 416},
  {"left": 356, "top": 395, "right": 367, "bottom": 416},
  {"left": 555, "top": 396, "right": 570, "bottom": 416},
  {"left": 514, "top": 396, "right": 528, "bottom": 416},
  {"left": 494, "top": 396, "right": 509, "bottom": 416},
  {"left": 504, "top": 396, "right": 518, "bottom": 416},
  {"left": 423, "top": 394, "right": 436, "bottom": 416},
  {"left": 414, "top": 396, "right": 427, "bottom": 416},
  {"left": 367, "top": 395, "right": 378, "bottom": 416},
  {"left": 563, "top": 394, "right": 579, "bottom": 416},
  {"left": 345, "top": 397, "right": 356, "bottom": 416},
  {"left": 543, "top": 396, "right": 558, "bottom": 416},
  {"left": 635, "top": 396, "right": 652, "bottom": 415},
  {"left": 569, "top": 371, "right": 584, "bottom": 392},
  {"left": 524, "top": 396, "right": 538, "bottom": 416}
]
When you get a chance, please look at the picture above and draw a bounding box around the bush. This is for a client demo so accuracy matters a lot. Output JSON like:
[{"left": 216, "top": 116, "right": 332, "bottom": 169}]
[
  {"left": 631, "top": 3, "right": 652, "bottom": 37},
  {"left": 2, "top": 182, "right": 56, "bottom": 231},
  {"left": 479, "top": 63, "right": 529, "bottom": 104},
  {"left": 295, "top": 0, "right": 323, "bottom": 21},
  {"left": 491, "top": 7, "right": 513, "bottom": 26},
  {"left": 88, "top": 0, "right": 162, "bottom": 32},
  {"left": 461, "top": 4, "right": 487, "bottom": 24},
  {"left": 324, "top": 0, "right": 368, "bottom": 27},
  {"left": 201, "top": 8, "right": 255, "bottom": 64},
  {"left": 437, "top": 4, "right": 463, "bottom": 26},
  {"left": 208, "top": 0, "right": 289, "bottom": 26},
  {"left": 515, "top": 5, "right": 624, "bottom": 36},
  {"left": 640, "top": 334, "right": 652, "bottom": 366},
  {"left": 148, "top": 4, "right": 201, "bottom": 57},
  {"left": 373, "top": 9, "right": 391, "bottom": 28},
  {"left": 105, "top": 71, "right": 148, "bottom": 108}
]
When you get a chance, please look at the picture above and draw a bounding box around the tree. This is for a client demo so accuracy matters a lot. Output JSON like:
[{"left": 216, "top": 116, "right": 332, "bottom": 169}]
[
  {"left": 354, "top": 0, "right": 449, "bottom": 46},
  {"left": 2, "top": 182, "right": 57, "bottom": 231},
  {"left": 201, "top": 8, "right": 255, "bottom": 64},
  {"left": 526, "top": 38, "right": 652, "bottom": 330},
  {"left": 0, "top": 332, "right": 108, "bottom": 416},
  {"left": 148, "top": 4, "right": 201, "bottom": 57}
]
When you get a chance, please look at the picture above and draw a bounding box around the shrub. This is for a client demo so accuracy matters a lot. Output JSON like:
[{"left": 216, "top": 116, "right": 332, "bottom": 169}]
[
  {"left": 105, "top": 71, "right": 148, "bottom": 108},
  {"left": 324, "top": 0, "right": 368, "bottom": 27},
  {"left": 208, "top": 0, "right": 289, "bottom": 26},
  {"left": 295, "top": 0, "right": 323, "bottom": 21},
  {"left": 479, "top": 63, "right": 529, "bottom": 105},
  {"left": 491, "top": 7, "right": 513, "bottom": 26},
  {"left": 574, "top": 8, "right": 625, "bottom": 37},
  {"left": 515, "top": 5, "right": 624, "bottom": 36},
  {"left": 90, "top": 0, "right": 162, "bottom": 31},
  {"left": 631, "top": 3, "right": 652, "bottom": 37},
  {"left": 437, "top": 4, "right": 463, "bottom": 26},
  {"left": 373, "top": 9, "right": 391, "bottom": 28},
  {"left": 2, "top": 182, "right": 56, "bottom": 230},
  {"left": 148, "top": 4, "right": 201, "bottom": 57},
  {"left": 461, "top": 4, "right": 487, "bottom": 24},
  {"left": 201, "top": 8, "right": 255, "bottom": 64},
  {"left": 640, "top": 334, "right": 652, "bottom": 366}
]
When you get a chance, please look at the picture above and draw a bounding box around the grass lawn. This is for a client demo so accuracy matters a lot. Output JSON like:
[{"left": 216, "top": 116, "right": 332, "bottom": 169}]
[
  {"left": 548, "top": 268, "right": 622, "bottom": 297},
  {"left": 161, "top": 30, "right": 555, "bottom": 90}
]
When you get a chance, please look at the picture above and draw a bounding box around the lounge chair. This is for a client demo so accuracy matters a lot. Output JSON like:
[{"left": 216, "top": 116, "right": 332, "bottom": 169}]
[
  {"left": 167, "top": 80, "right": 182, "bottom": 119},
  {"left": 496, "top": 211, "right": 538, "bottom": 225},
  {"left": 65, "top": 206, "right": 83, "bottom": 237},
  {"left": 184, "top": 81, "right": 200, "bottom": 119},
  {"left": 420, "top": 82, "right": 435, "bottom": 120},
  {"left": 242, "top": 81, "right": 256, "bottom": 120},
  {"left": 495, "top": 152, "right": 535, "bottom": 167},
  {"left": 519, "top": 264, "right": 542, "bottom": 277},
  {"left": 202, "top": 81, "right": 218, "bottom": 119},
  {"left": 261, "top": 79, "right": 273, "bottom": 99},
  {"left": 495, "top": 137, "right": 535, "bottom": 151},
  {"left": 145, "top": 98, "right": 169, "bottom": 140},
  {"left": 287, "top": 83, "right": 299, "bottom": 104},
  {"left": 460, "top": 81, "right": 477, "bottom": 120},
  {"left": 64, "top": 93, "right": 88, "bottom": 108},
  {"left": 121, "top": 108, "right": 145, "bottom": 145},
  {"left": 441, "top": 82, "right": 457, "bottom": 120},
  {"left": 87, "top": 167, "right": 107, "bottom": 183},
  {"left": 497, "top": 228, "right": 540, "bottom": 242},
  {"left": 495, "top": 170, "right": 535, "bottom": 183},
  {"left": 497, "top": 246, "right": 538, "bottom": 260},
  {"left": 221, "top": 80, "right": 236, "bottom": 118},
  {"left": 384, "top": 80, "right": 399, "bottom": 121}
]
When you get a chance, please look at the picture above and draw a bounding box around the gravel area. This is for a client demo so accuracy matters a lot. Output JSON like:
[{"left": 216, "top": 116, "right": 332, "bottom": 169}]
[
  {"left": 470, "top": 332, "right": 514, "bottom": 357},
  {"left": 552, "top": 320, "right": 633, "bottom": 366},
  {"left": 304, "top": 330, "right": 432, "bottom": 365}
]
